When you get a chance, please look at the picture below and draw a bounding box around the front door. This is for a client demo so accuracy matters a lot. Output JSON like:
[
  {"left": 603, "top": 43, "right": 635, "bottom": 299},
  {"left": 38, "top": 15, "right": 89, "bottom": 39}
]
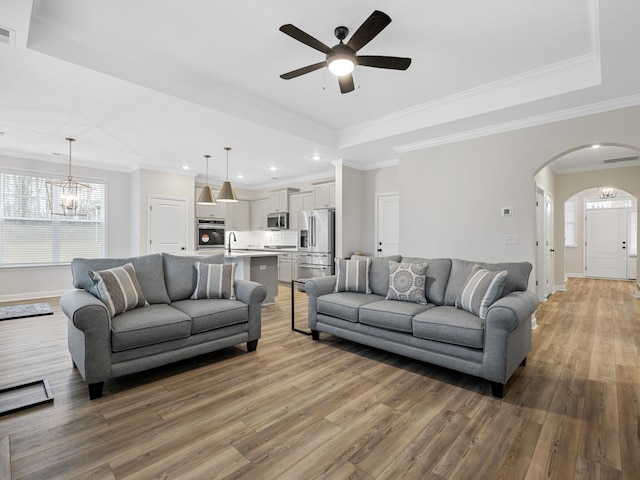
[
  {"left": 148, "top": 196, "right": 188, "bottom": 254},
  {"left": 586, "top": 208, "right": 627, "bottom": 279}
]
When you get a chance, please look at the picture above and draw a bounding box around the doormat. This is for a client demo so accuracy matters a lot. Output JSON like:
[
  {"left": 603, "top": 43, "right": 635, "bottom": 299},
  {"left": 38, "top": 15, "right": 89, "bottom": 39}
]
[{"left": 0, "top": 302, "right": 53, "bottom": 321}]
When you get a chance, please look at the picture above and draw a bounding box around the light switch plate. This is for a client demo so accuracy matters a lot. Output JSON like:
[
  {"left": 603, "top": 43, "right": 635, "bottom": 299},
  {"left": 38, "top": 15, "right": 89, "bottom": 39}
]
[{"left": 504, "top": 234, "right": 519, "bottom": 245}]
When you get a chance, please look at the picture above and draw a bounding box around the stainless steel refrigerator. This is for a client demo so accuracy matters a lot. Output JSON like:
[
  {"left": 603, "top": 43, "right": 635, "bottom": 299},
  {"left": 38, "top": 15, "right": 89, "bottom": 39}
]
[{"left": 297, "top": 209, "right": 335, "bottom": 279}]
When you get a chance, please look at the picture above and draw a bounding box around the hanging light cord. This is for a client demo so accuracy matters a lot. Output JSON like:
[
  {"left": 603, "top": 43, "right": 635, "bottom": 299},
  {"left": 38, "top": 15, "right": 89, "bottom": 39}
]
[
  {"left": 66, "top": 137, "right": 76, "bottom": 180},
  {"left": 225, "top": 147, "right": 231, "bottom": 180}
]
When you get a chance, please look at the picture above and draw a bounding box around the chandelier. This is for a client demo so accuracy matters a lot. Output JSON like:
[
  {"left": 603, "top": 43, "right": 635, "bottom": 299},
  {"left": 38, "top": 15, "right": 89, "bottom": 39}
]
[
  {"left": 598, "top": 187, "right": 617, "bottom": 199},
  {"left": 46, "top": 138, "right": 92, "bottom": 216}
]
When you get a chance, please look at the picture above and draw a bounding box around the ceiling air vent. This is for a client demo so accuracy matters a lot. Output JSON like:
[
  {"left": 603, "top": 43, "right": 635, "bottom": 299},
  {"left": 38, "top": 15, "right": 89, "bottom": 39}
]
[
  {"left": 603, "top": 156, "right": 639, "bottom": 164},
  {"left": 0, "top": 26, "right": 15, "bottom": 47}
]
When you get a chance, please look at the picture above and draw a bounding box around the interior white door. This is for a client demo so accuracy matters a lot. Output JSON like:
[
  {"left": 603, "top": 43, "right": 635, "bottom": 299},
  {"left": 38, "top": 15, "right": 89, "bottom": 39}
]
[
  {"left": 586, "top": 208, "right": 627, "bottom": 279},
  {"left": 148, "top": 197, "right": 188, "bottom": 254},
  {"left": 535, "top": 188, "right": 546, "bottom": 301},
  {"left": 545, "top": 192, "right": 554, "bottom": 296},
  {"left": 376, "top": 193, "right": 400, "bottom": 256}
]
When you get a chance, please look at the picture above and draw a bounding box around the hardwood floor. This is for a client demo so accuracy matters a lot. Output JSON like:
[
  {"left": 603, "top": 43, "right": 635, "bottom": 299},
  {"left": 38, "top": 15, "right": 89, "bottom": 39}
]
[{"left": 0, "top": 278, "right": 638, "bottom": 479}]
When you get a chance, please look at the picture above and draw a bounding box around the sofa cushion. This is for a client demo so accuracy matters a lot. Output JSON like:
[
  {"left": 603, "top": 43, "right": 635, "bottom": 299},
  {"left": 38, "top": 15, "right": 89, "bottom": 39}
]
[
  {"left": 72, "top": 254, "right": 171, "bottom": 304},
  {"left": 444, "top": 259, "right": 532, "bottom": 306},
  {"left": 171, "top": 299, "right": 248, "bottom": 334},
  {"left": 367, "top": 255, "right": 402, "bottom": 296},
  {"left": 335, "top": 258, "right": 371, "bottom": 293},
  {"left": 386, "top": 261, "right": 428, "bottom": 305},
  {"left": 412, "top": 306, "right": 485, "bottom": 349},
  {"left": 456, "top": 265, "right": 508, "bottom": 320},
  {"left": 317, "top": 292, "right": 384, "bottom": 323},
  {"left": 88, "top": 263, "right": 148, "bottom": 317},
  {"left": 162, "top": 253, "right": 225, "bottom": 302},
  {"left": 402, "top": 257, "right": 451, "bottom": 306},
  {"left": 110, "top": 304, "right": 192, "bottom": 352},
  {"left": 191, "top": 262, "right": 236, "bottom": 300},
  {"left": 360, "top": 299, "right": 433, "bottom": 333}
]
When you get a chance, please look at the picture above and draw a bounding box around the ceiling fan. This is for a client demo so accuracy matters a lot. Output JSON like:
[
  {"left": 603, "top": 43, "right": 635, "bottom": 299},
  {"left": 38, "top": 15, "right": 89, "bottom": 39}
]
[{"left": 279, "top": 10, "right": 412, "bottom": 94}]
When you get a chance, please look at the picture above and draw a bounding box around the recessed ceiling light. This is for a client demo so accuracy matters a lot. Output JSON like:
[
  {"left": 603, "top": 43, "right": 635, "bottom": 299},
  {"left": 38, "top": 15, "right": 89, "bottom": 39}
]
[
  {"left": 182, "top": 165, "right": 190, "bottom": 170},
  {"left": 591, "top": 144, "right": 601, "bottom": 149},
  {"left": 237, "top": 174, "right": 244, "bottom": 179},
  {"left": 269, "top": 166, "right": 277, "bottom": 171},
  {"left": 312, "top": 155, "right": 321, "bottom": 161}
]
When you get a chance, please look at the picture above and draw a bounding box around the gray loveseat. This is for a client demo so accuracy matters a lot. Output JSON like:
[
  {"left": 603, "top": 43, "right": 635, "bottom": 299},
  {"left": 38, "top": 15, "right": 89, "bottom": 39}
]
[
  {"left": 305, "top": 256, "right": 538, "bottom": 397},
  {"left": 61, "top": 253, "right": 267, "bottom": 399}
]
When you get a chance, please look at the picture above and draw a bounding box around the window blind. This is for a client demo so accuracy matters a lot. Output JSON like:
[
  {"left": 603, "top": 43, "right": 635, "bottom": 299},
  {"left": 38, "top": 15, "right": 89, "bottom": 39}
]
[{"left": 0, "top": 172, "right": 105, "bottom": 266}]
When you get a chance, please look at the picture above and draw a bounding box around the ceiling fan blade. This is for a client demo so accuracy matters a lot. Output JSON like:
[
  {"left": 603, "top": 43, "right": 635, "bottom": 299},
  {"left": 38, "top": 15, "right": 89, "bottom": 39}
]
[
  {"left": 346, "top": 10, "right": 391, "bottom": 52},
  {"left": 357, "top": 55, "right": 412, "bottom": 70},
  {"left": 279, "top": 24, "right": 333, "bottom": 55},
  {"left": 280, "top": 62, "right": 326, "bottom": 80},
  {"left": 338, "top": 74, "right": 355, "bottom": 94}
]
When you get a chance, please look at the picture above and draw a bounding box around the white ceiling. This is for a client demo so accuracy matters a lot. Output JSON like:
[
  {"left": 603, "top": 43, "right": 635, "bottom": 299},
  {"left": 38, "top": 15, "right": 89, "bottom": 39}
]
[{"left": 1, "top": 0, "right": 640, "bottom": 189}]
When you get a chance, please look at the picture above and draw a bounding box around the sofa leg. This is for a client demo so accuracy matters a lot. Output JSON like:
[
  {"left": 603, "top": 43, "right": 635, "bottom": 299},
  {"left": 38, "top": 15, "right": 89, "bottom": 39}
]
[
  {"left": 490, "top": 382, "right": 505, "bottom": 398},
  {"left": 88, "top": 382, "right": 104, "bottom": 400},
  {"left": 520, "top": 356, "right": 527, "bottom": 367},
  {"left": 311, "top": 330, "right": 320, "bottom": 340},
  {"left": 247, "top": 340, "right": 258, "bottom": 352}
]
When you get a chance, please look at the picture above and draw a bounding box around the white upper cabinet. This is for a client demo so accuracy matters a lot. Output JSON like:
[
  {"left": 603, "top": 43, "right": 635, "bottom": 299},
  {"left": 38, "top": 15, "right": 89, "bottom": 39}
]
[
  {"left": 195, "top": 187, "right": 226, "bottom": 219},
  {"left": 250, "top": 198, "right": 269, "bottom": 230},
  {"left": 312, "top": 182, "right": 335, "bottom": 209},
  {"left": 225, "top": 200, "right": 251, "bottom": 230},
  {"left": 269, "top": 190, "right": 288, "bottom": 213},
  {"left": 288, "top": 192, "right": 313, "bottom": 230}
]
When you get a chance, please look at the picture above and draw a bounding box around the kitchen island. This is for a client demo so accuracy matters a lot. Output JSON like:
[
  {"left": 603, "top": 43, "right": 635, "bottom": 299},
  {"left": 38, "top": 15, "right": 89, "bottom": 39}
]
[{"left": 224, "top": 251, "right": 280, "bottom": 305}]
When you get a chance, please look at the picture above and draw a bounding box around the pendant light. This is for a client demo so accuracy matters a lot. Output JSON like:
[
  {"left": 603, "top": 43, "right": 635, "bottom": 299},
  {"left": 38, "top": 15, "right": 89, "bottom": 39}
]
[
  {"left": 217, "top": 147, "right": 238, "bottom": 202},
  {"left": 46, "top": 137, "right": 92, "bottom": 216},
  {"left": 197, "top": 154, "right": 217, "bottom": 205}
]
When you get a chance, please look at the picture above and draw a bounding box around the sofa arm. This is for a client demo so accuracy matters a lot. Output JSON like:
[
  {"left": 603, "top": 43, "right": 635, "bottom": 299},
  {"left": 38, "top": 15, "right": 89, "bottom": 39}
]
[
  {"left": 483, "top": 290, "right": 538, "bottom": 384},
  {"left": 234, "top": 279, "right": 267, "bottom": 305},
  {"left": 60, "top": 289, "right": 112, "bottom": 385},
  {"left": 304, "top": 275, "right": 336, "bottom": 330},
  {"left": 234, "top": 279, "right": 267, "bottom": 342}
]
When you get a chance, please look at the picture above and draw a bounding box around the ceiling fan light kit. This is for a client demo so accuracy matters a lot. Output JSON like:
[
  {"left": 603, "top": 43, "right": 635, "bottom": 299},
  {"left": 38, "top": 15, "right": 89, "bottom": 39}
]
[{"left": 279, "top": 10, "right": 411, "bottom": 94}]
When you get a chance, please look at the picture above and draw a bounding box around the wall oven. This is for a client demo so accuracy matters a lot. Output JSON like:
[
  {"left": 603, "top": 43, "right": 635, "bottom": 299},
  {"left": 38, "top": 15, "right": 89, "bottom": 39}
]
[{"left": 196, "top": 219, "right": 225, "bottom": 249}]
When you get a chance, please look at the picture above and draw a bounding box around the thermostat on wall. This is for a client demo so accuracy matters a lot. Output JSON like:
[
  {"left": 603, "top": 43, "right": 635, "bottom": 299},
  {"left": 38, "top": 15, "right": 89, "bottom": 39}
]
[{"left": 501, "top": 207, "right": 513, "bottom": 216}]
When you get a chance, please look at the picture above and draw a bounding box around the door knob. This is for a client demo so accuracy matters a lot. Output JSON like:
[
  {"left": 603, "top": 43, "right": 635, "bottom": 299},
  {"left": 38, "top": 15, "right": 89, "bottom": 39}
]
[{"left": 377, "top": 248, "right": 382, "bottom": 252}]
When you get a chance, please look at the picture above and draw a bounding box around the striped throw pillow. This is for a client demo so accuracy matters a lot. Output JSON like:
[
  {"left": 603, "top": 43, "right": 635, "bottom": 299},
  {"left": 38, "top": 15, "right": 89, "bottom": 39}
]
[
  {"left": 191, "top": 262, "right": 236, "bottom": 300},
  {"left": 88, "top": 263, "right": 147, "bottom": 317},
  {"left": 455, "top": 265, "right": 508, "bottom": 319},
  {"left": 334, "top": 258, "right": 371, "bottom": 293}
]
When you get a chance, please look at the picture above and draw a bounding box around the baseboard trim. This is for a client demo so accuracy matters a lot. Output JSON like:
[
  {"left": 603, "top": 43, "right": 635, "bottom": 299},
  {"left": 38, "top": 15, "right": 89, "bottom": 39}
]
[
  {"left": 554, "top": 285, "right": 567, "bottom": 292},
  {"left": 0, "top": 290, "right": 64, "bottom": 303}
]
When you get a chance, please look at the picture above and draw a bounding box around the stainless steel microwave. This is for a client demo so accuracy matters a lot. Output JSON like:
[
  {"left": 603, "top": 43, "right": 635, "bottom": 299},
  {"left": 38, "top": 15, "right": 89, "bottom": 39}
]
[{"left": 267, "top": 212, "right": 289, "bottom": 230}]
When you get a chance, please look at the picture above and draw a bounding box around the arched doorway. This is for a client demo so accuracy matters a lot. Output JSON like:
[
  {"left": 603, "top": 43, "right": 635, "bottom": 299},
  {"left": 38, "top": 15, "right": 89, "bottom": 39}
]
[{"left": 534, "top": 143, "right": 640, "bottom": 299}]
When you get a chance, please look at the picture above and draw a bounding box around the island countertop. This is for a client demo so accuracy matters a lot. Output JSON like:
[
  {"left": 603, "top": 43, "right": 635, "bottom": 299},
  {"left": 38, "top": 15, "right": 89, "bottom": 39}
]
[{"left": 184, "top": 250, "right": 285, "bottom": 258}]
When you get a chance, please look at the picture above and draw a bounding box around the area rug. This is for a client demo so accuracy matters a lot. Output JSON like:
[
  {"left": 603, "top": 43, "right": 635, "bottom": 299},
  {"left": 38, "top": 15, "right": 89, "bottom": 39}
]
[{"left": 0, "top": 302, "right": 53, "bottom": 321}]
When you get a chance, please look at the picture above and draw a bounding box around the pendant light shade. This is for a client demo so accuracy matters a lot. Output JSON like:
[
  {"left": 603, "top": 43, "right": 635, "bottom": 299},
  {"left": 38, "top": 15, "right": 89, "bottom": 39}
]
[
  {"left": 197, "top": 154, "right": 217, "bottom": 205},
  {"left": 46, "top": 137, "right": 92, "bottom": 216},
  {"left": 217, "top": 147, "right": 238, "bottom": 202}
]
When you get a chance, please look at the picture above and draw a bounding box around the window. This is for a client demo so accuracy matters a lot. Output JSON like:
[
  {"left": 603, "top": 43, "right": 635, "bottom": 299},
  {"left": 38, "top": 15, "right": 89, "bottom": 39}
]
[
  {"left": 564, "top": 198, "right": 577, "bottom": 247},
  {"left": 1, "top": 172, "right": 105, "bottom": 266}
]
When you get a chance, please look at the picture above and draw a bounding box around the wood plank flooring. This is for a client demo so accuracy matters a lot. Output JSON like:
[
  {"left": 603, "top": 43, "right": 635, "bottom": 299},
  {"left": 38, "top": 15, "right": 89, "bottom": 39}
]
[{"left": 0, "top": 278, "right": 638, "bottom": 479}]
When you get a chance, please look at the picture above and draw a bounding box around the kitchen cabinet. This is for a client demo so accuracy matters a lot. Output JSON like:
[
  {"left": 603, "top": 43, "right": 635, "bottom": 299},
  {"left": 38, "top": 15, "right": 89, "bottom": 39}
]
[
  {"left": 195, "top": 187, "right": 226, "bottom": 219},
  {"left": 278, "top": 252, "right": 293, "bottom": 283},
  {"left": 268, "top": 187, "right": 300, "bottom": 213},
  {"left": 225, "top": 200, "right": 250, "bottom": 230},
  {"left": 292, "top": 253, "right": 299, "bottom": 280},
  {"left": 312, "top": 182, "right": 335, "bottom": 209},
  {"left": 250, "top": 198, "right": 269, "bottom": 230},
  {"left": 288, "top": 192, "right": 313, "bottom": 230}
]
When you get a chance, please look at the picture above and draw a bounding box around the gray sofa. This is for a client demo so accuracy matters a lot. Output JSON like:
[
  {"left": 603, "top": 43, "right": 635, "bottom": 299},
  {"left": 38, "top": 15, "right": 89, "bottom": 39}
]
[
  {"left": 305, "top": 256, "right": 539, "bottom": 397},
  {"left": 61, "top": 253, "right": 267, "bottom": 399}
]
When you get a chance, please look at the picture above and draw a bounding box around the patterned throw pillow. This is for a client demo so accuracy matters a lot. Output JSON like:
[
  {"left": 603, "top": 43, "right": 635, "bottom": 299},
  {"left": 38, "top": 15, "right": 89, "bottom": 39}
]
[
  {"left": 334, "top": 258, "right": 371, "bottom": 293},
  {"left": 191, "top": 262, "right": 236, "bottom": 300},
  {"left": 386, "top": 261, "right": 428, "bottom": 304},
  {"left": 88, "top": 263, "right": 147, "bottom": 317},
  {"left": 456, "top": 265, "right": 508, "bottom": 319}
]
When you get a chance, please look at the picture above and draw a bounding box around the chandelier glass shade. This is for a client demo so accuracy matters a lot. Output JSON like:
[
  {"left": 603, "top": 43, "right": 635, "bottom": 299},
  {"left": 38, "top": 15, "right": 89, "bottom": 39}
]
[
  {"left": 197, "top": 154, "right": 217, "bottom": 205},
  {"left": 46, "top": 138, "right": 92, "bottom": 216},
  {"left": 217, "top": 147, "right": 238, "bottom": 202}
]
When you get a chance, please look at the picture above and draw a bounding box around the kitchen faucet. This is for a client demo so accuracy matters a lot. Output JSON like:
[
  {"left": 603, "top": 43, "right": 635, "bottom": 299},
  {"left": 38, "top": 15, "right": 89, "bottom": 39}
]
[{"left": 227, "top": 231, "right": 237, "bottom": 254}]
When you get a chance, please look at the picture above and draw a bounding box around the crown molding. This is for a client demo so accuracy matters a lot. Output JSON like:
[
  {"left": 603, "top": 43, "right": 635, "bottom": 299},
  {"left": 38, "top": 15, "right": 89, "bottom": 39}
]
[{"left": 395, "top": 93, "right": 640, "bottom": 154}]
